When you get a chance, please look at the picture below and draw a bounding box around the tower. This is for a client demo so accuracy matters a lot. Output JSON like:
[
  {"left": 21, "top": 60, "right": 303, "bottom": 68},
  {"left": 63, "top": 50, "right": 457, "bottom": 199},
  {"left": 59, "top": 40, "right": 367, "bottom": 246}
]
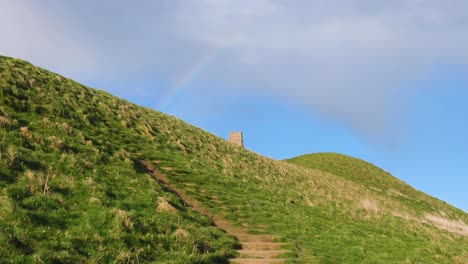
[{"left": 228, "top": 132, "right": 243, "bottom": 147}]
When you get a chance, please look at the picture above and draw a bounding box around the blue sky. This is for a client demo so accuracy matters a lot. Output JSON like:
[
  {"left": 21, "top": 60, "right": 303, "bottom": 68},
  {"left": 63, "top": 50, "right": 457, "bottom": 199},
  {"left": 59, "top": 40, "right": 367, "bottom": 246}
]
[{"left": 1, "top": 0, "right": 467, "bottom": 212}]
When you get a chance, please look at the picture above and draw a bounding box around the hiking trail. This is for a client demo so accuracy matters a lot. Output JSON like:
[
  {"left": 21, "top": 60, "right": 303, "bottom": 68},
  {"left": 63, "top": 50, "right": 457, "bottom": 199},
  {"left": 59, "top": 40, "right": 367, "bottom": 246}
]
[{"left": 140, "top": 160, "right": 290, "bottom": 264}]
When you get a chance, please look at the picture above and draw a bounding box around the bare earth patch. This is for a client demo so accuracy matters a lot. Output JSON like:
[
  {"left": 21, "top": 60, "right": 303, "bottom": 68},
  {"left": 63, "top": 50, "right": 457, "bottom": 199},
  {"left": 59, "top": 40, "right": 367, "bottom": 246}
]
[
  {"left": 360, "top": 197, "right": 379, "bottom": 212},
  {"left": 424, "top": 214, "right": 468, "bottom": 236},
  {"left": 392, "top": 211, "right": 468, "bottom": 237}
]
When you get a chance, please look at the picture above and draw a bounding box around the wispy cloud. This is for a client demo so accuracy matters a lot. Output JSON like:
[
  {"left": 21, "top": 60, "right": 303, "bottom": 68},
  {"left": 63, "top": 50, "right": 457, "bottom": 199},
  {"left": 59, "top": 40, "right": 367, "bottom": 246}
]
[
  {"left": 0, "top": 1, "right": 97, "bottom": 74},
  {"left": 1, "top": 0, "right": 468, "bottom": 137}
]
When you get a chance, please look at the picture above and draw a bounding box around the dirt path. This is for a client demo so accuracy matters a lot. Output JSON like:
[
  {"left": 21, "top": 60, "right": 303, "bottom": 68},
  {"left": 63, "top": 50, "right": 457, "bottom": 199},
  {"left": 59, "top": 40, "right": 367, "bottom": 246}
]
[{"left": 140, "top": 160, "right": 289, "bottom": 264}]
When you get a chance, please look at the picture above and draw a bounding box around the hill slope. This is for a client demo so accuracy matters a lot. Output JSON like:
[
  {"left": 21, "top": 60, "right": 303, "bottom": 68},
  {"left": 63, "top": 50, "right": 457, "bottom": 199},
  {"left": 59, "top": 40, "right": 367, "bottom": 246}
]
[
  {"left": 286, "top": 153, "right": 464, "bottom": 218},
  {"left": 0, "top": 55, "right": 467, "bottom": 263},
  {"left": 0, "top": 56, "right": 238, "bottom": 263}
]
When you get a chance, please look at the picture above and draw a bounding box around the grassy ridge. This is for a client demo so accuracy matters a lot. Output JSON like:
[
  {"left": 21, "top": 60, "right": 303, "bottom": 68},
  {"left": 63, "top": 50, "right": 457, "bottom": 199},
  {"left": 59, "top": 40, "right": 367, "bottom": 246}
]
[
  {"left": 286, "top": 153, "right": 466, "bottom": 217},
  {"left": 0, "top": 55, "right": 467, "bottom": 263}
]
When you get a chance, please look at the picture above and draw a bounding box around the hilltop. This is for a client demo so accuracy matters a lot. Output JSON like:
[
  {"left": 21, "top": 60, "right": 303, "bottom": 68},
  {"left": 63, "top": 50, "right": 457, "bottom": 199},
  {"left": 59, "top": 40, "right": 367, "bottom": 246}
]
[
  {"left": 0, "top": 55, "right": 467, "bottom": 263},
  {"left": 287, "top": 153, "right": 468, "bottom": 235}
]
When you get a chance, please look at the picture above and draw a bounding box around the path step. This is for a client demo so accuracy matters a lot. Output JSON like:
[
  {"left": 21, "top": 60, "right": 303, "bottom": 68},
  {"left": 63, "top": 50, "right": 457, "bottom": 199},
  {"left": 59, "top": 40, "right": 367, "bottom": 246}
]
[
  {"left": 236, "top": 234, "right": 278, "bottom": 242},
  {"left": 230, "top": 258, "right": 287, "bottom": 264},
  {"left": 241, "top": 242, "right": 288, "bottom": 250},
  {"left": 238, "top": 250, "right": 288, "bottom": 258},
  {"left": 213, "top": 220, "right": 234, "bottom": 227},
  {"left": 223, "top": 228, "right": 249, "bottom": 235}
]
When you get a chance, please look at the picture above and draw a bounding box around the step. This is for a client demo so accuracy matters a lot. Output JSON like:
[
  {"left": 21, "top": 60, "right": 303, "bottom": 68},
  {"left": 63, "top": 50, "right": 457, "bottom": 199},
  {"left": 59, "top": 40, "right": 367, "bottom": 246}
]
[
  {"left": 211, "top": 218, "right": 250, "bottom": 230},
  {"left": 223, "top": 228, "right": 249, "bottom": 235},
  {"left": 230, "top": 258, "right": 287, "bottom": 264},
  {"left": 237, "top": 249, "right": 288, "bottom": 258},
  {"left": 241, "top": 242, "right": 288, "bottom": 250},
  {"left": 236, "top": 234, "right": 278, "bottom": 242},
  {"left": 213, "top": 220, "right": 235, "bottom": 228}
]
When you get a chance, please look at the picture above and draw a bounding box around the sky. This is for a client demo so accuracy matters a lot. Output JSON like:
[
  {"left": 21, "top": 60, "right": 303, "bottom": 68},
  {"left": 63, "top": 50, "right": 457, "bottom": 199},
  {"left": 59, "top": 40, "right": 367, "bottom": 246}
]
[{"left": 0, "top": 0, "right": 467, "bottom": 212}]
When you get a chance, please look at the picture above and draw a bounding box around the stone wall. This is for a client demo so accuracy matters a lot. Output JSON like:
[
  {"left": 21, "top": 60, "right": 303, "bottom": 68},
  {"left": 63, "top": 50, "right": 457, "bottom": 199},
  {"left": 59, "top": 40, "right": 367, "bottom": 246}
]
[{"left": 228, "top": 132, "right": 243, "bottom": 147}]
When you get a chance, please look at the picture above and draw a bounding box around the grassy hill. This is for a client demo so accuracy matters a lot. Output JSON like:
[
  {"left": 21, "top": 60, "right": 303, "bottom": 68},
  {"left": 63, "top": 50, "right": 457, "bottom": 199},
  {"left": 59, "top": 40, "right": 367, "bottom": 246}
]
[
  {"left": 0, "top": 55, "right": 467, "bottom": 263},
  {"left": 286, "top": 153, "right": 463, "bottom": 217}
]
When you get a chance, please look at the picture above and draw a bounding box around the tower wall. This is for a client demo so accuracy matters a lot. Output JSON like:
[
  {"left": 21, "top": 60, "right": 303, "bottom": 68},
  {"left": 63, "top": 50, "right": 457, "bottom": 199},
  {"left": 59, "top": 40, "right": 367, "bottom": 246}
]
[{"left": 228, "top": 132, "right": 243, "bottom": 147}]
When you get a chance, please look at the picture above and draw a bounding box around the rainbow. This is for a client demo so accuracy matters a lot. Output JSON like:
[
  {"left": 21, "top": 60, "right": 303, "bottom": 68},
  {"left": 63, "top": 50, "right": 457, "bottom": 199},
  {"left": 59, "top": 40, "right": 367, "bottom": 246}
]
[{"left": 156, "top": 47, "right": 221, "bottom": 110}]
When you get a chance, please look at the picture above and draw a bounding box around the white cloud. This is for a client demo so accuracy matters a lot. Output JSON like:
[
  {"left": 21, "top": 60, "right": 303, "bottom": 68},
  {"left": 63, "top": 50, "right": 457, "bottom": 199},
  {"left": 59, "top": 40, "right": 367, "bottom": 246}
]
[{"left": 1, "top": 0, "right": 468, "bottom": 137}]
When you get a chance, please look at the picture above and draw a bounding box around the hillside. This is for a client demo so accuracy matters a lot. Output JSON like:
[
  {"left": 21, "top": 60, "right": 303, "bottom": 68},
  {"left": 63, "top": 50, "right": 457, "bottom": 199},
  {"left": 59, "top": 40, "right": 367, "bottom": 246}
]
[
  {"left": 0, "top": 55, "right": 467, "bottom": 263},
  {"left": 286, "top": 153, "right": 464, "bottom": 218}
]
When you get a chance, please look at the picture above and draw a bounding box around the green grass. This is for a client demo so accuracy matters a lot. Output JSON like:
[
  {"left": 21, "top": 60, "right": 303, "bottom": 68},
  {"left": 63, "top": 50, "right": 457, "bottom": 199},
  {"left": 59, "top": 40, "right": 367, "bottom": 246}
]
[
  {"left": 286, "top": 153, "right": 465, "bottom": 216},
  {"left": 0, "top": 55, "right": 467, "bottom": 263}
]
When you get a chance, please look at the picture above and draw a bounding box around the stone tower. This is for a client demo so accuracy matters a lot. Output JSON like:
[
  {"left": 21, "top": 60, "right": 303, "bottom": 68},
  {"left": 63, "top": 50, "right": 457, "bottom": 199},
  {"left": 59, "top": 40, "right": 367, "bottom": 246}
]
[{"left": 228, "top": 132, "right": 243, "bottom": 147}]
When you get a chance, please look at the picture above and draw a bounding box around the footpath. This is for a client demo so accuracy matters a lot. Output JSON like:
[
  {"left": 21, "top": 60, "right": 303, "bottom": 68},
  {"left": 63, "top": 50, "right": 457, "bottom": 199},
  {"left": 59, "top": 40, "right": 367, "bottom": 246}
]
[{"left": 140, "top": 160, "right": 289, "bottom": 264}]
